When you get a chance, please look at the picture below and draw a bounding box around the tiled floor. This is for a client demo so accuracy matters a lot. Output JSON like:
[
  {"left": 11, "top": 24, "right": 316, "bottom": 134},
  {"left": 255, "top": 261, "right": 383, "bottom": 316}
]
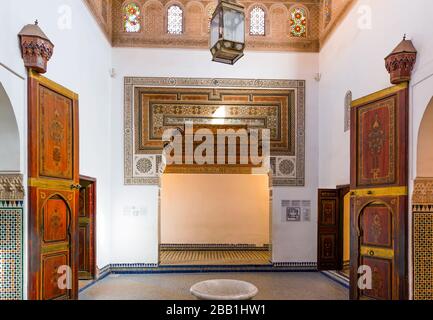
[
  {"left": 160, "top": 250, "right": 271, "bottom": 266},
  {"left": 79, "top": 280, "right": 94, "bottom": 290},
  {"left": 79, "top": 272, "right": 348, "bottom": 300}
]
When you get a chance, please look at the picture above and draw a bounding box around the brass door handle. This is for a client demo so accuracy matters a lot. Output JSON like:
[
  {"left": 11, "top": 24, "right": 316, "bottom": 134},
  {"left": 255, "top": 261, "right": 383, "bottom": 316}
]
[{"left": 70, "top": 184, "right": 82, "bottom": 190}]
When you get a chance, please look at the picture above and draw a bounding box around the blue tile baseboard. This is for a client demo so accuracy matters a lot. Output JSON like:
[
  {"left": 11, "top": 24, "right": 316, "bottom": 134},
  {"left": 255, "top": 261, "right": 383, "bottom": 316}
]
[
  {"left": 272, "top": 262, "right": 317, "bottom": 270},
  {"left": 79, "top": 262, "right": 319, "bottom": 294},
  {"left": 321, "top": 271, "right": 350, "bottom": 288},
  {"left": 160, "top": 244, "right": 270, "bottom": 251}
]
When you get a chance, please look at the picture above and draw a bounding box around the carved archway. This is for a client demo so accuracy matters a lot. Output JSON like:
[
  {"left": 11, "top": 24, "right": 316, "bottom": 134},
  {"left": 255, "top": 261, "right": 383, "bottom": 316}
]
[
  {"left": 417, "top": 97, "right": 433, "bottom": 177},
  {"left": 0, "top": 82, "right": 20, "bottom": 172},
  {"left": 0, "top": 81, "right": 24, "bottom": 300},
  {"left": 412, "top": 96, "right": 433, "bottom": 300}
]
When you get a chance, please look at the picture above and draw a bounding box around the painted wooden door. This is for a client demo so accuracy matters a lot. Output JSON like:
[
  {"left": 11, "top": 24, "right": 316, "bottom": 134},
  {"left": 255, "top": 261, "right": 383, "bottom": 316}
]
[
  {"left": 350, "top": 83, "right": 409, "bottom": 300},
  {"left": 317, "top": 189, "right": 342, "bottom": 270},
  {"left": 78, "top": 177, "right": 96, "bottom": 280},
  {"left": 28, "top": 71, "right": 79, "bottom": 300}
]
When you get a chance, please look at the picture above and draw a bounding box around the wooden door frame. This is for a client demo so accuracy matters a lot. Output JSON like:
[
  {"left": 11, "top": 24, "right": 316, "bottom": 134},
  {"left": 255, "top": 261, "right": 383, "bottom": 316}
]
[
  {"left": 349, "top": 83, "right": 409, "bottom": 300},
  {"left": 337, "top": 184, "right": 350, "bottom": 272},
  {"left": 317, "top": 185, "right": 350, "bottom": 271},
  {"left": 78, "top": 175, "right": 97, "bottom": 280}
]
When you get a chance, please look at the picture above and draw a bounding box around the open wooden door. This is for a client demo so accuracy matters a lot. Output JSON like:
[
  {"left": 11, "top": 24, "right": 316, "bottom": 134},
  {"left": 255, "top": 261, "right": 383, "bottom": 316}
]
[
  {"left": 317, "top": 189, "right": 342, "bottom": 270},
  {"left": 78, "top": 176, "right": 96, "bottom": 280},
  {"left": 28, "top": 70, "right": 80, "bottom": 300},
  {"left": 350, "top": 83, "right": 409, "bottom": 300},
  {"left": 317, "top": 186, "right": 350, "bottom": 271}
]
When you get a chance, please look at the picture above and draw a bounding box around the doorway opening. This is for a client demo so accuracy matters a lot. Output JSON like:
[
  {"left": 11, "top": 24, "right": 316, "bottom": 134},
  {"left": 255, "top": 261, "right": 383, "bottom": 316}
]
[
  {"left": 78, "top": 176, "right": 97, "bottom": 289},
  {"left": 159, "top": 173, "right": 271, "bottom": 266},
  {"left": 317, "top": 185, "right": 350, "bottom": 278}
]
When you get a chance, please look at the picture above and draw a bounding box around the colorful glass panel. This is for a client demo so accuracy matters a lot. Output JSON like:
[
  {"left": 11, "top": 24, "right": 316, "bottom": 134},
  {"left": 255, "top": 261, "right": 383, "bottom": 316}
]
[
  {"left": 289, "top": 7, "right": 307, "bottom": 37},
  {"left": 124, "top": 3, "right": 141, "bottom": 33}
]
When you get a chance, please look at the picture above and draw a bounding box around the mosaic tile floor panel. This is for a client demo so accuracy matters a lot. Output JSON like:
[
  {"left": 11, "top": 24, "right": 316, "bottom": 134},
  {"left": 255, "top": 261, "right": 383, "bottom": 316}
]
[
  {"left": 79, "top": 272, "right": 349, "bottom": 300},
  {"left": 160, "top": 250, "right": 271, "bottom": 266}
]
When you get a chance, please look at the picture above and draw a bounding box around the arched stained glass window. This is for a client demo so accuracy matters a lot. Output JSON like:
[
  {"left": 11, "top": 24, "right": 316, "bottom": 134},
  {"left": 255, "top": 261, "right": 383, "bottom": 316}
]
[
  {"left": 123, "top": 3, "right": 141, "bottom": 33},
  {"left": 323, "top": 0, "right": 332, "bottom": 27},
  {"left": 250, "top": 6, "right": 265, "bottom": 36},
  {"left": 289, "top": 7, "right": 307, "bottom": 37},
  {"left": 207, "top": 4, "right": 217, "bottom": 33},
  {"left": 344, "top": 91, "right": 352, "bottom": 132},
  {"left": 167, "top": 5, "right": 183, "bottom": 35}
]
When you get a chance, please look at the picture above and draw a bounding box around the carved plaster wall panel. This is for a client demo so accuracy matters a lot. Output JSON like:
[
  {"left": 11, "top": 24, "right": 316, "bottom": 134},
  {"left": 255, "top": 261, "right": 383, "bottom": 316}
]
[
  {"left": 0, "top": 174, "right": 25, "bottom": 201},
  {"left": 0, "top": 174, "right": 24, "bottom": 300},
  {"left": 124, "top": 77, "right": 305, "bottom": 186}
]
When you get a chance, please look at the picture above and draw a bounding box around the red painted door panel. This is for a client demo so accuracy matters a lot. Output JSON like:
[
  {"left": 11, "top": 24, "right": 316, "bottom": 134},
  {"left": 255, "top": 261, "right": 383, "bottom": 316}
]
[
  {"left": 350, "top": 83, "right": 408, "bottom": 300},
  {"left": 28, "top": 70, "right": 79, "bottom": 300}
]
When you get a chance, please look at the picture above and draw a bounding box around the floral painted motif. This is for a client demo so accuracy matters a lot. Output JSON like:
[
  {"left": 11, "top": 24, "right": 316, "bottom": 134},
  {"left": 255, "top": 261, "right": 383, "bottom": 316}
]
[
  {"left": 289, "top": 7, "right": 307, "bottom": 37},
  {"left": 124, "top": 3, "right": 141, "bottom": 33}
]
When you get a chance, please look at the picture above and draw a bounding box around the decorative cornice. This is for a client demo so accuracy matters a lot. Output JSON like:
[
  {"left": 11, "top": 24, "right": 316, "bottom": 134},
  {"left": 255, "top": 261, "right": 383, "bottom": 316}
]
[
  {"left": 83, "top": 0, "right": 359, "bottom": 52},
  {"left": 0, "top": 174, "right": 25, "bottom": 201},
  {"left": 83, "top": 0, "right": 113, "bottom": 44}
]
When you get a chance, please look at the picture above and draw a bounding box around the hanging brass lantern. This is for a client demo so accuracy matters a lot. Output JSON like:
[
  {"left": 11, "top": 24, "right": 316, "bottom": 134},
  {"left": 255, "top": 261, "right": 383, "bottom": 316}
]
[{"left": 210, "top": 0, "right": 245, "bottom": 65}]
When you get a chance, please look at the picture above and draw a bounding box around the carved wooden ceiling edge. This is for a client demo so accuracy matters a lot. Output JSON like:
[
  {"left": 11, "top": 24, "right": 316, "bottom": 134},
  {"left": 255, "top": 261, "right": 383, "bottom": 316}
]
[
  {"left": 319, "top": 0, "right": 357, "bottom": 49},
  {"left": 83, "top": 0, "right": 353, "bottom": 52}
]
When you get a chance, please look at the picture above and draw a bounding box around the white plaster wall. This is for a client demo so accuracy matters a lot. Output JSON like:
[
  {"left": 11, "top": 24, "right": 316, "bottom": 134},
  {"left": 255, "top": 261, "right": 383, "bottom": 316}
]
[
  {"left": 0, "top": 0, "right": 113, "bottom": 287},
  {"left": 319, "top": 0, "right": 433, "bottom": 188},
  {"left": 111, "top": 48, "right": 320, "bottom": 264},
  {"left": 318, "top": 0, "right": 433, "bottom": 298},
  {"left": 161, "top": 174, "right": 270, "bottom": 246}
]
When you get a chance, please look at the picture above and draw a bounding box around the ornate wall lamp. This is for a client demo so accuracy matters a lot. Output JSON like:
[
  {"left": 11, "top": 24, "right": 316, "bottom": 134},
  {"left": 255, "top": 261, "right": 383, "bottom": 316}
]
[
  {"left": 385, "top": 35, "right": 417, "bottom": 84},
  {"left": 18, "top": 20, "right": 54, "bottom": 74}
]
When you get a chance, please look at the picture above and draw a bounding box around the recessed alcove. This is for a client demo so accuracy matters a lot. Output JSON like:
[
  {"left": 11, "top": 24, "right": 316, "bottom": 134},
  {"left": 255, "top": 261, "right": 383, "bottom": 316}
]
[
  {"left": 157, "top": 123, "right": 272, "bottom": 266},
  {"left": 160, "top": 173, "right": 271, "bottom": 265}
]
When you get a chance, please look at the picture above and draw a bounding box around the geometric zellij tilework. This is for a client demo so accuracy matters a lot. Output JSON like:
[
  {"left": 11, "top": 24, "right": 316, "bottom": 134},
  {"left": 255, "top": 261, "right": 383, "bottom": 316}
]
[
  {"left": 0, "top": 201, "right": 23, "bottom": 300},
  {"left": 413, "top": 207, "right": 433, "bottom": 301}
]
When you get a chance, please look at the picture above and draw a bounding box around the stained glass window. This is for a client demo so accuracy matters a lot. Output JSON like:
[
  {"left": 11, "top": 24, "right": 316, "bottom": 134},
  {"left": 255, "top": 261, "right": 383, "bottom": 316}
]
[
  {"left": 123, "top": 3, "right": 141, "bottom": 33},
  {"left": 250, "top": 6, "right": 265, "bottom": 36},
  {"left": 323, "top": 0, "right": 332, "bottom": 27},
  {"left": 207, "top": 4, "right": 217, "bottom": 33},
  {"left": 167, "top": 5, "right": 183, "bottom": 35},
  {"left": 344, "top": 91, "right": 352, "bottom": 132},
  {"left": 289, "top": 7, "right": 307, "bottom": 37}
]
